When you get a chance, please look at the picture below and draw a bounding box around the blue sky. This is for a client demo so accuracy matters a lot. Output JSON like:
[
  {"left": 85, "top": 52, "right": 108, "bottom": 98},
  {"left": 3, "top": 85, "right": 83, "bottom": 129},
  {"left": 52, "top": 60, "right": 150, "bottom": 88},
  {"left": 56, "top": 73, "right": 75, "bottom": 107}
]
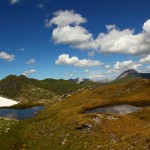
[{"left": 0, "top": 0, "right": 150, "bottom": 80}]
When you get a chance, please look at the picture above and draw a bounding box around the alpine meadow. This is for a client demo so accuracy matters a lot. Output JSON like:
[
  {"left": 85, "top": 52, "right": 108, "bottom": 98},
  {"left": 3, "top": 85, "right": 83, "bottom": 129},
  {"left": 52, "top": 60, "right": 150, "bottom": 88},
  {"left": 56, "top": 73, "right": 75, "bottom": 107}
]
[{"left": 0, "top": 0, "right": 150, "bottom": 149}]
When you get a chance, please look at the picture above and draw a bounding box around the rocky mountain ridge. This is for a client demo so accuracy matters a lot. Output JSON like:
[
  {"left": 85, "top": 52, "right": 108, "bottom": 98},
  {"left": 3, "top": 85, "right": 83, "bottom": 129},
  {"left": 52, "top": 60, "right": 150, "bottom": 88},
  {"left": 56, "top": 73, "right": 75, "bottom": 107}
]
[{"left": 116, "top": 69, "right": 150, "bottom": 80}]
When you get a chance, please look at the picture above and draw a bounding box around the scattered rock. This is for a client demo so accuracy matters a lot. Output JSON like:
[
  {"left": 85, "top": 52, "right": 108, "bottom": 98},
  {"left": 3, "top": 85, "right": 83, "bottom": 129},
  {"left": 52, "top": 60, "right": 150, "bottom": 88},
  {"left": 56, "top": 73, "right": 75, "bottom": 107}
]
[
  {"left": 107, "top": 115, "right": 118, "bottom": 120},
  {"left": 75, "top": 123, "right": 92, "bottom": 131},
  {"left": 92, "top": 117, "right": 101, "bottom": 123}
]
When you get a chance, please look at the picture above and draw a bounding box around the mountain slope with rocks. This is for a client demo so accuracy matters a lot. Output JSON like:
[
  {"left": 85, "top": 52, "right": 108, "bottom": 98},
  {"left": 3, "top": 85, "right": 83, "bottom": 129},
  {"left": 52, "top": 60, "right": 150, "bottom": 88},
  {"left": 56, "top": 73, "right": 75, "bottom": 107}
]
[
  {"left": 0, "top": 75, "right": 150, "bottom": 150},
  {"left": 116, "top": 69, "right": 150, "bottom": 80},
  {"left": 0, "top": 75, "right": 98, "bottom": 101}
]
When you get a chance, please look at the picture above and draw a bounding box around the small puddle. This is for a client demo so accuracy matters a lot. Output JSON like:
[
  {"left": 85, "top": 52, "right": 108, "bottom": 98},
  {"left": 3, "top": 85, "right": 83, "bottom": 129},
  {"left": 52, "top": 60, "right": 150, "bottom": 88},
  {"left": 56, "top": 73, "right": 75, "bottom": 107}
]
[
  {"left": 0, "top": 106, "right": 44, "bottom": 120},
  {"left": 84, "top": 104, "right": 142, "bottom": 114}
]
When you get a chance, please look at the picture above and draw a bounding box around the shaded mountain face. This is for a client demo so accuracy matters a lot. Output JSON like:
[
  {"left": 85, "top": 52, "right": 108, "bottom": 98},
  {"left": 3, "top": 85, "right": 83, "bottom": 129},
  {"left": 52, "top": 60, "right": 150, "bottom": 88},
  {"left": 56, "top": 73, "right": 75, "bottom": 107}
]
[
  {"left": 116, "top": 69, "right": 141, "bottom": 80},
  {"left": 0, "top": 75, "right": 30, "bottom": 98},
  {"left": 116, "top": 69, "right": 150, "bottom": 80},
  {"left": 0, "top": 75, "right": 56, "bottom": 100},
  {"left": 140, "top": 73, "right": 150, "bottom": 79},
  {"left": 0, "top": 75, "right": 87, "bottom": 100}
]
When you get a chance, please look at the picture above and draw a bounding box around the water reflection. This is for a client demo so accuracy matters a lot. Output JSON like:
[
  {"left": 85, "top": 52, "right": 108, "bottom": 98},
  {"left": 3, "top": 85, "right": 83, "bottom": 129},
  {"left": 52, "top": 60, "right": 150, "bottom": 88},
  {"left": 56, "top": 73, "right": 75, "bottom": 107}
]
[
  {"left": 84, "top": 104, "right": 142, "bottom": 114},
  {"left": 0, "top": 106, "right": 44, "bottom": 120}
]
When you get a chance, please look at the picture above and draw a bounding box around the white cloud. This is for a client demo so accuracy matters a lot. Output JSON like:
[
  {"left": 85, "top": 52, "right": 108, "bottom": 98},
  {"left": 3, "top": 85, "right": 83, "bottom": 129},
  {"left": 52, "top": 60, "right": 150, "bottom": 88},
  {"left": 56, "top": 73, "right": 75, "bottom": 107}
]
[
  {"left": 52, "top": 25, "right": 94, "bottom": 49},
  {"left": 89, "top": 74, "right": 103, "bottom": 81},
  {"left": 142, "top": 66, "right": 150, "bottom": 72},
  {"left": 105, "top": 24, "right": 116, "bottom": 30},
  {"left": 55, "top": 54, "right": 103, "bottom": 67},
  {"left": 0, "top": 52, "right": 15, "bottom": 62},
  {"left": 100, "top": 22, "right": 150, "bottom": 55},
  {"left": 95, "top": 23, "right": 150, "bottom": 55},
  {"left": 25, "top": 59, "right": 36, "bottom": 65},
  {"left": 104, "top": 69, "right": 115, "bottom": 74},
  {"left": 143, "top": 19, "right": 150, "bottom": 33},
  {"left": 37, "top": 3, "right": 44, "bottom": 9},
  {"left": 46, "top": 10, "right": 87, "bottom": 27},
  {"left": 49, "top": 10, "right": 150, "bottom": 55},
  {"left": 114, "top": 60, "right": 141, "bottom": 70},
  {"left": 22, "top": 69, "right": 36, "bottom": 76},
  {"left": 105, "top": 65, "right": 111, "bottom": 68},
  {"left": 9, "top": 0, "right": 22, "bottom": 5},
  {"left": 139, "top": 55, "right": 150, "bottom": 63},
  {"left": 88, "top": 51, "right": 95, "bottom": 57},
  {"left": 146, "top": 66, "right": 150, "bottom": 71}
]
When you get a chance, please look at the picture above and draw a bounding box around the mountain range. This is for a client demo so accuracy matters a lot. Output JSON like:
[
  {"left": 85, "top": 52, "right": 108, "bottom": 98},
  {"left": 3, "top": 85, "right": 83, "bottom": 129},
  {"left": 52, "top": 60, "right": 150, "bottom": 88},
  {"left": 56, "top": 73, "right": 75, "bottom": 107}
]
[
  {"left": 0, "top": 69, "right": 149, "bottom": 101},
  {"left": 0, "top": 75, "right": 99, "bottom": 101},
  {"left": 1, "top": 69, "right": 150, "bottom": 149},
  {"left": 0, "top": 75, "right": 78, "bottom": 100}
]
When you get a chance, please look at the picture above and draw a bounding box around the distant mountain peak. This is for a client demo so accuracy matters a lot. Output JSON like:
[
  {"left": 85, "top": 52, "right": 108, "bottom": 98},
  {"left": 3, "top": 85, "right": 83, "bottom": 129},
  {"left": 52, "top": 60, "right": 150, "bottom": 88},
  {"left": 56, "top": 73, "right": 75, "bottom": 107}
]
[
  {"left": 68, "top": 77, "right": 90, "bottom": 84},
  {"left": 116, "top": 69, "right": 141, "bottom": 80}
]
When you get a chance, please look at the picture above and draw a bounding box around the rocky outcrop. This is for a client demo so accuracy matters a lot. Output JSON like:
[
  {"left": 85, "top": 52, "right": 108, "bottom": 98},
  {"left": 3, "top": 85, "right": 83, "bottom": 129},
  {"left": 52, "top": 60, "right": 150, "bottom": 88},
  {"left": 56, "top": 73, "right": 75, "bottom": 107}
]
[{"left": 116, "top": 69, "right": 150, "bottom": 80}]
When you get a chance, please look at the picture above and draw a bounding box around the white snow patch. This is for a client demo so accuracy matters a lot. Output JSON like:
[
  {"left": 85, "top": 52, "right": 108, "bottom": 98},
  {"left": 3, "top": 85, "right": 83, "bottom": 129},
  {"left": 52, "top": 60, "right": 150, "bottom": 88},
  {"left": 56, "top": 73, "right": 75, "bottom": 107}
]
[{"left": 0, "top": 96, "right": 19, "bottom": 107}]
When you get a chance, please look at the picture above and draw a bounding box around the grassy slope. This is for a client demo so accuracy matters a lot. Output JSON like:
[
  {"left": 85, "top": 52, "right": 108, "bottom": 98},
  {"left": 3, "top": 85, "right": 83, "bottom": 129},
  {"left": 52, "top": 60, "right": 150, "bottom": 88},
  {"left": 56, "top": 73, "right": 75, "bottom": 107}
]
[
  {"left": 0, "top": 78, "right": 150, "bottom": 149},
  {"left": 32, "top": 78, "right": 83, "bottom": 95},
  {"left": 0, "top": 75, "right": 100, "bottom": 101},
  {"left": 0, "top": 75, "right": 56, "bottom": 100}
]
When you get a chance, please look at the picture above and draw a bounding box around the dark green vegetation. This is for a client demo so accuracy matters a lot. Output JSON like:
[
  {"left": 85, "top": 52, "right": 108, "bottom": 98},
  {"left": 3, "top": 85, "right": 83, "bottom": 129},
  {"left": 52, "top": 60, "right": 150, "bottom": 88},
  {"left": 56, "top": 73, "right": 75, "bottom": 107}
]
[
  {"left": 0, "top": 77, "right": 150, "bottom": 150},
  {"left": 0, "top": 75, "right": 55, "bottom": 100},
  {"left": 0, "top": 75, "right": 100, "bottom": 101}
]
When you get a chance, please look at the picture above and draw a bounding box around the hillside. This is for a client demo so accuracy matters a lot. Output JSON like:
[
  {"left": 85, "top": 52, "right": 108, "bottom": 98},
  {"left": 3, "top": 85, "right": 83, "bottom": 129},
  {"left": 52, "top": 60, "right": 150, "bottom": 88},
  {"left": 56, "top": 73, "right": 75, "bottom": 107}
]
[
  {"left": 0, "top": 75, "right": 100, "bottom": 101},
  {"left": 140, "top": 73, "right": 150, "bottom": 79},
  {"left": 0, "top": 77, "right": 150, "bottom": 149},
  {"left": 0, "top": 75, "right": 56, "bottom": 101},
  {"left": 116, "top": 69, "right": 150, "bottom": 80}
]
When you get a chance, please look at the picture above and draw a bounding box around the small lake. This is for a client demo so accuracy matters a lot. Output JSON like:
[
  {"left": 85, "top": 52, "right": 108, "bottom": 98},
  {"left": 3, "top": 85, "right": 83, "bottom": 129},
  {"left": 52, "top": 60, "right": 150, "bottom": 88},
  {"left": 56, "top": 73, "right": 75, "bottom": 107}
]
[
  {"left": 0, "top": 106, "right": 44, "bottom": 120},
  {"left": 84, "top": 104, "right": 142, "bottom": 114}
]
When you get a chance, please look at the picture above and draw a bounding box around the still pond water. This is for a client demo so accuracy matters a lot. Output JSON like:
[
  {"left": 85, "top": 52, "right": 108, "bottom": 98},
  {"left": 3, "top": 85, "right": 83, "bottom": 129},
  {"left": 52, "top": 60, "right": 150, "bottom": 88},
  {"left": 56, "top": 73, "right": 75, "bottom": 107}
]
[
  {"left": 84, "top": 104, "right": 142, "bottom": 114},
  {"left": 0, "top": 106, "right": 44, "bottom": 120}
]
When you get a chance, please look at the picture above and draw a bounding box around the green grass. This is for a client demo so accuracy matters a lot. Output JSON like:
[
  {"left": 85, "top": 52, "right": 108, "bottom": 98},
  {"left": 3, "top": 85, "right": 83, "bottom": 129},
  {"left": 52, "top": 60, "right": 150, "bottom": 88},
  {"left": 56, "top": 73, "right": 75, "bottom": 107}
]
[
  {"left": 0, "top": 75, "right": 101, "bottom": 101},
  {"left": 0, "top": 77, "right": 150, "bottom": 149}
]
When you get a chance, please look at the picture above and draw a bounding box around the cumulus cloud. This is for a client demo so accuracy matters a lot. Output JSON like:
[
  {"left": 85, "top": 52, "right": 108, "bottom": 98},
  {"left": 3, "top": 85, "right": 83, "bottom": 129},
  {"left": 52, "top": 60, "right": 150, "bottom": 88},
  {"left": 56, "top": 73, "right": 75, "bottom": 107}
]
[
  {"left": 114, "top": 60, "right": 141, "bottom": 70},
  {"left": 55, "top": 54, "right": 103, "bottom": 67},
  {"left": 49, "top": 10, "right": 150, "bottom": 55},
  {"left": 88, "top": 51, "right": 95, "bottom": 57},
  {"left": 98, "top": 22, "right": 150, "bottom": 55},
  {"left": 105, "top": 24, "right": 116, "bottom": 30},
  {"left": 105, "top": 65, "right": 111, "bottom": 68},
  {"left": 0, "top": 52, "right": 15, "bottom": 62},
  {"left": 146, "top": 66, "right": 150, "bottom": 71},
  {"left": 143, "top": 20, "right": 150, "bottom": 33},
  {"left": 25, "top": 59, "right": 36, "bottom": 65},
  {"left": 89, "top": 74, "right": 103, "bottom": 81},
  {"left": 139, "top": 55, "right": 150, "bottom": 63},
  {"left": 9, "top": 0, "right": 22, "bottom": 5},
  {"left": 22, "top": 69, "right": 36, "bottom": 76},
  {"left": 95, "top": 22, "right": 150, "bottom": 55},
  {"left": 46, "top": 10, "right": 87, "bottom": 27},
  {"left": 52, "top": 26, "right": 94, "bottom": 49}
]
